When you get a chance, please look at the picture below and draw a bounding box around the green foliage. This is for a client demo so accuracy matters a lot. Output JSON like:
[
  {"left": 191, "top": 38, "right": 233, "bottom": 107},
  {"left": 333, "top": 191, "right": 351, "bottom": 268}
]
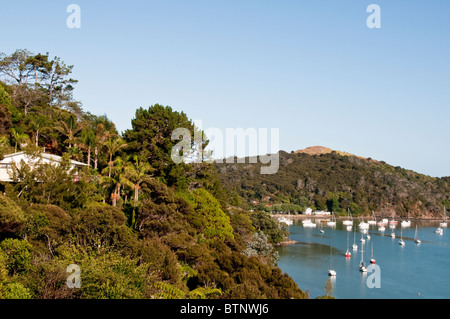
[
  {"left": 191, "top": 188, "right": 234, "bottom": 240},
  {"left": 0, "top": 194, "right": 27, "bottom": 237},
  {"left": 0, "top": 239, "right": 32, "bottom": 275},
  {"left": 250, "top": 211, "right": 288, "bottom": 244},
  {"left": 0, "top": 84, "right": 12, "bottom": 106},
  {"left": 2, "top": 282, "right": 33, "bottom": 299},
  {"left": 0, "top": 49, "right": 308, "bottom": 300}
]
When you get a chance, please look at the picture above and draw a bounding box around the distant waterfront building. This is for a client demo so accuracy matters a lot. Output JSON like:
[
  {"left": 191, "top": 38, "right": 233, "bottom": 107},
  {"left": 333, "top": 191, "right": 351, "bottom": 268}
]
[
  {"left": 0, "top": 151, "right": 88, "bottom": 182},
  {"left": 304, "top": 207, "right": 313, "bottom": 215},
  {"left": 313, "top": 210, "right": 331, "bottom": 216}
]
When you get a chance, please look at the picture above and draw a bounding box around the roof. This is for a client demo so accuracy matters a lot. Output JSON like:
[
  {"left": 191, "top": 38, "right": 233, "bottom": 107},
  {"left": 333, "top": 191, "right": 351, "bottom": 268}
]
[{"left": 1, "top": 151, "right": 88, "bottom": 167}]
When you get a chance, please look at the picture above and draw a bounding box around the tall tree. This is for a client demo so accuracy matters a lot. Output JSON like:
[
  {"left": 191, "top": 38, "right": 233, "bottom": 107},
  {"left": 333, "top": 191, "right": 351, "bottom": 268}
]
[
  {"left": 123, "top": 155, "right": 154, "bottom": 206},
  {"left": 101, "top": 156, "right": 126, "bottom": 207},
  {"left": 103, "top": 136, "right": 127, "bottom": 177},
  {"left": 0, "top": 49, "right": 33, "bottom": 86},
  {"left": 10, "top": 128, "right": 29, "bottom": 152},
  {"left": 25, "top": 53, "right": 49, "bottom": 91},
  {"left": 41, "top": 56, "right": 77, "bottom": 108},
  {"left": 25, "top": 115, "right": 50, "bottom": 148},
  {"left": 123, "top": 104, "right": 206, "bottom": 186},
  {"left": 55, "top": 114, "right": 81, "bottom": 149},
  {"left": 79, "top": 129, "right": 96, "bottom": 167}
]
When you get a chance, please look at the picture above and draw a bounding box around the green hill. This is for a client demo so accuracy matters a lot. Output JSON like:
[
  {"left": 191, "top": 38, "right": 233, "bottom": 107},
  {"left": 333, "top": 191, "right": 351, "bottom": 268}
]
[{"left": 216, "top": 150, "right": 450, "bottom": 219}]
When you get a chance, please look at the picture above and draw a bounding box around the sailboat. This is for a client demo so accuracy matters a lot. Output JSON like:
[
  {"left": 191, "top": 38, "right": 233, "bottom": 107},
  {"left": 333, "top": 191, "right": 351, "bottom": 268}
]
[
  {"left": 414, "top": 225, "right": 421, "bottom": 244},
  {"left": 327, "top": 212, "right": 337, "bottom": 227},
  {"left": 440, "top": 206, "right": 447, "bottom": 228},
  {"left": 370, "top": 241, "right": 376, "bottom": 264},
  {"left": 359, "top": 241, "right": 367, "bottom": 272},
  {"left": 389, "top": 211, "right": 398, "bottom": 226},
  {"left": 399, "top": 227, "right": 405, "bottom": 246},
  {"left": 352, "top": 228, "right": 358, "bottom": 250},
  {"left": 328, "top": 246, "right": 337, "bottom": 276},
  {"left": 318, "top": 223, "right": 325, "bottom": 234},
  {"left": 360, "top": 230, "right": 365, "bottom": 243},
  {"left": 401, "top": 213, "right": 411, "bottom": 227},
  {"left": 343, "top": 208, "right": 353, "bottom": 226},
  {"left": 368, "top": 211, "right": 377, "bottom": 225},
  {"left": 345, "top": 230, "right": 352, "bottom": 257}
]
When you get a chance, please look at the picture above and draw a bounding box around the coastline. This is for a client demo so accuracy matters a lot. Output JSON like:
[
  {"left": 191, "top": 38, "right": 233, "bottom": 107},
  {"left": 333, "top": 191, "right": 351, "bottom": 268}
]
[
  {"left": 271, "top": 213, "right": 445, "bottom": 221},
  {"left": 275, "top": 237, "right": 298, "bottom": 246}
]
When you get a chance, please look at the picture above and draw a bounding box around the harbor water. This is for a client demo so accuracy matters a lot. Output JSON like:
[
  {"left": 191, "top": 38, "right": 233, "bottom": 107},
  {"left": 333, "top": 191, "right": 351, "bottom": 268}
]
[{"left": 276, "top": 219, "right": 450, "bottom": 299}]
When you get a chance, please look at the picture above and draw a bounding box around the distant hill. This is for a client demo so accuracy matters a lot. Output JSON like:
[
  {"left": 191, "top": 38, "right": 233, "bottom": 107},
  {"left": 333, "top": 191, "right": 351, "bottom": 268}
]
[
  {"left": 216, "top": 150, "right": 450, "bottom": 219},
  {"left": 294, "top": 146, "right": 364, "bottom": 159}
]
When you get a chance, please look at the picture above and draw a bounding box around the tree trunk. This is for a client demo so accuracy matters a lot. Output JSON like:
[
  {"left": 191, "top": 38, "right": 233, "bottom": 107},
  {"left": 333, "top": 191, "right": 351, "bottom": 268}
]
[
  {"left": 108, "top": 154, "right": 112, "bottom": 177},
  {"left": 134, "top": 186, "right": 139, "bottom": 205},
  {"left": 94, "top": 146, "right": 98, "bottom": 169},
  {"left": 87, "top": 145, "right": 91, "bottom": 166}
]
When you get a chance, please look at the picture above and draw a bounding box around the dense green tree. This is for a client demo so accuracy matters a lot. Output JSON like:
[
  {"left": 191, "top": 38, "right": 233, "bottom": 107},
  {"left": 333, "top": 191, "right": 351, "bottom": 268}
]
[{"left": 123, "top": 104, "right": 201, "bottom": 186}]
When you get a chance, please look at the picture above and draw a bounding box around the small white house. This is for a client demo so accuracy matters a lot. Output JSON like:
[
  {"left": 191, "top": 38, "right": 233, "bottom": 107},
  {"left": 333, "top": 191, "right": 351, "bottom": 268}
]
[
  {"left": 304, "top": 207, "right": 313, "bottom": 215},
  {"left": 0, "top": 151, "right": 88, "bottom": 182}
]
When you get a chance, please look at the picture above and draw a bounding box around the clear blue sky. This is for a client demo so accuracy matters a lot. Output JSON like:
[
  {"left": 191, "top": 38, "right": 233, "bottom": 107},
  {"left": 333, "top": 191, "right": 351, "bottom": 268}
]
[{"left": 1, "top": 1, "right": 449, "bottom": 177}]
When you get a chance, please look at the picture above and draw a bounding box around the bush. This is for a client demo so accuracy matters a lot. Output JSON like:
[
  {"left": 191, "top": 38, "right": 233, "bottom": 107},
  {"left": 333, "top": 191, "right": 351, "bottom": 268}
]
[
  {"left": 0, "top": 195, "right": 27, "bottom": 238},
  {"left": 0, "top": 239, "right": 33, "bottom": 275}
]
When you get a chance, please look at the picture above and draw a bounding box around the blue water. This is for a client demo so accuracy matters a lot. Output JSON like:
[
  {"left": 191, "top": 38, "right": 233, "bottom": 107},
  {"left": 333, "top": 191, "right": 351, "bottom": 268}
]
[{"left": 276, "top": 219, "right": 450, "bottom": 299}]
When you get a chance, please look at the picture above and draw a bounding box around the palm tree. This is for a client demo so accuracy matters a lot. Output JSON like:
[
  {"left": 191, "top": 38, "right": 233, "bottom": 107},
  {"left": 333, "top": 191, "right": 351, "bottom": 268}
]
[
  {"left": 55, "top": 114, "right": 81, "bottom": 149},
  {"left": 93, "top": 123, "right": 110, "bottom": 170},
  {"left": 123, "top": 155, "right": 154, "bottom": 206},
  {"left": 101, "top": 156, "right": 126, "bottom": 207},
  {"left": 78, "top": 129, "right": 96, "bottom": 166},
  {"left": 11, "top": 128, "right": 29, "bottom": 152},
  {"left": 103, "top": 136, "right": 127, "bottom": 177},
  {"left": 27, "top": 115, "right": 50, "bottom": 148}
]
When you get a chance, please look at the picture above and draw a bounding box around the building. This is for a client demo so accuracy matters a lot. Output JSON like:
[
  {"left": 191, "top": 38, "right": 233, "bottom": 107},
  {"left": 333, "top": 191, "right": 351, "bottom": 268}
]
[{"left": 0, "top": 151, "right": 88, "bottom": 182}]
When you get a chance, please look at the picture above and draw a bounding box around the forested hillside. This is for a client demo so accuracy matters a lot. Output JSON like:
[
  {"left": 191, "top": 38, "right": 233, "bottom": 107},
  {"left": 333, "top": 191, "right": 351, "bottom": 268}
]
[
  {"left": 216, "top": 151, "right": 450, "bottom": 219},
  {"left": 0, "top": 49, "right": 306, "bottom": 299}
]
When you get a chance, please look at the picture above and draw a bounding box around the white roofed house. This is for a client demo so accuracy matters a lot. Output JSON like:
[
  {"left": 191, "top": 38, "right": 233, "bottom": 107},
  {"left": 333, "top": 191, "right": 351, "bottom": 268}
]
[{"left": 0, "top": 151, "right": 88, "bottom": 183}]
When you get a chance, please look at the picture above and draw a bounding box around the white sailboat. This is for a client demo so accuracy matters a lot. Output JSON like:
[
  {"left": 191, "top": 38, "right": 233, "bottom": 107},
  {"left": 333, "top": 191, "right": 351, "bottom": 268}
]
[
  {"left": 352, "top": 228, "right": 358, "bottom": 250},
  {"left": 368, "top": 211, "right": 377, "bottom": 225},
  {"left": 414, "top": 225, "right": 421, "bottom": 244},
  {"left": 401, "top": 213, "right": 411, "bottom": 227},
  {"left": 279, "top": 216, "right": 293, "bottom": 226},
  {"left": 440, "top": 206, "right": 447, "bottom": 228},
  {"left": 343, "top": 208, "right": 353, "bottom": 226},
  {"left": 389, "top": 211, "right": 398, "bottom": 226},
  {"left": 303, "top": 219, "right": 317, "bottom": 228},
  {"left": 358, "top": 218, "right": 370, "bottom": 230},
  {"left": 328, "top": 246, "right": 336, "bottom": 276},
  {"left": 345, "top": 230, "right": 352, "bottom": 257},
  {"left": 399, "top": 227, "right": 405, "bottom": 246},
  {"left": 327, "top": 212, "right": 337, "bottom": 227},
  {"left": 359, "top": 241, "right": 367, "bottom": 272}
]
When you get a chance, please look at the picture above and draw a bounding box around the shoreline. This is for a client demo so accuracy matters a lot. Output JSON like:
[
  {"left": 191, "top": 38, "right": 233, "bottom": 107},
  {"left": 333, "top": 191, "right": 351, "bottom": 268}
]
[
  {"left": 274, "top": 237, "right": 297, "bottom": 246},
  {"left": 271, "top": 213, "right": 445, "bottom": 221}
]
